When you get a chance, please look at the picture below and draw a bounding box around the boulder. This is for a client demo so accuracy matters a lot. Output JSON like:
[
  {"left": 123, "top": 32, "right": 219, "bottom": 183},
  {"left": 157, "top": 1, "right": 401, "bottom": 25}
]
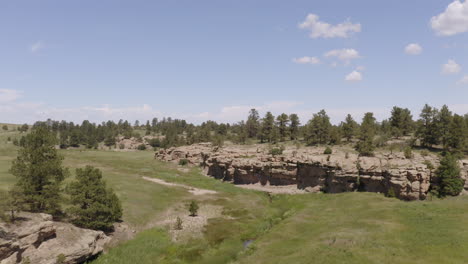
[{"left": 0, "top": 213, "right": 110, "bottom": 264}]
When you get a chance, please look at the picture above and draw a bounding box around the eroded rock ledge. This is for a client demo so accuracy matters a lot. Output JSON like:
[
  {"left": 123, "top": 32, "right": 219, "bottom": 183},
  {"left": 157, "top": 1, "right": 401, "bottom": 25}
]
[
  {"left": 0, "top": 213, "right": 110, "bottom": 264},
  {"left": 155, "top": 143, "right": 468, "bottom": 201}
]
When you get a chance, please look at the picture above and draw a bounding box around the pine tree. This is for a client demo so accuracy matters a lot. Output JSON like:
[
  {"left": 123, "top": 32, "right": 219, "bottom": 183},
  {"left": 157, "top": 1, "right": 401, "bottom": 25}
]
[
  {"left": 67, "top": 166, "right": 122, "bottom": 231},
  {"left": 435, "top": 154, "right": 463, "bottom": 197},
  {"left": 305, "top": 110, "right": 331, "bottom": 145},
  {"left": 260, "top": 112, "right": 275, "bottom": 143},
  {"left": 289, "top": 114, "right": 300, "bottom": 140},
  {"left": 276, "top": 113, "right": 290, "bottom": 142},
  {"left": 355, "top": 112, "right": 376, "bottom": 156},
  {"left": 342, "top": 114, "right": 357, "bottom": 142},
  {"left": 448, "top": 114, "right": 467, "bottom": 153},
  {"left": 438, "top": 105, "right": 452, "bottom": 149},
  {"left": 389, "top": 106, "right": 413, "bottom": 138},
  {"left": 416, "top": 104, "right": 440, "bottom": 148},
  {"left": 188, "top": 200, "right": 199, "bottom": 217},
  {"left": 10, "top": 126, "right": 68, "bottom": 215},
  {"left": 246, "top": 109, "right": 260, "bottom": 138}
]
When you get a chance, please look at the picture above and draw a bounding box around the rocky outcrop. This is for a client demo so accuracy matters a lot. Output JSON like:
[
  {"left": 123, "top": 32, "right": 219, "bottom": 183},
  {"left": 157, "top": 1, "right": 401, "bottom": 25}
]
[
  {"left": 0, "top": 213, "right": 110, "bottom": 264},
  {"left": 155, "top": 144, "right": 468, "bottom": 201}
]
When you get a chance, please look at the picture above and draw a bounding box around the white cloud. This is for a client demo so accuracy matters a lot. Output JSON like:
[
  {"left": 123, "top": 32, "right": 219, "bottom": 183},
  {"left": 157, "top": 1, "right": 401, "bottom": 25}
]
[
  {"left": 0, "top": 89, "right": 22, "bottom": 103},
  {"left": 442, "top": 59, "right": 461, "bottom": 74},
  {"left": 458, "top": 74, "right": 468, "bottom": 84},
  {"left": 299, "top": 13, "right": 361, "bottom": 39},
  {"left": 292, "top": 56, "right": 320, "bottom": 64},
  {"left": 345, "top": 71, "right": 363, "bottom": 82},
  {"left": 324, "top": 49, "right": 360, "bottom": 64},
  {"left": 30, "top": 41, "right": 44, "bottom": 53},
  {"left": 431, "top": 0, "right": 468, "bottom": 36},
  {"left": 404, "top": 43, "right": 423, "bottom": 55}
]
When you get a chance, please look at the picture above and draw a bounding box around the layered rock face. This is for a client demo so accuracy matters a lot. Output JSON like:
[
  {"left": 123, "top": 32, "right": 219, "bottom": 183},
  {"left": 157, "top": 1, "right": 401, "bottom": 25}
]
[
  {"left": 0, "top": 213, "right": 110, "bottom": 264},
  {"left": 156, "top": 144, "right": 468, "bottom": 201}
]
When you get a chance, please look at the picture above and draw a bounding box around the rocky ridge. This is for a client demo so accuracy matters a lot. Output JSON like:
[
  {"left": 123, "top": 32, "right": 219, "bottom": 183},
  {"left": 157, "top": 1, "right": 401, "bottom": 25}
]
[
  {"left": 156, "top": 143, "right": 468, "bottom": 200},
  {"left": 0, "top": 213, "right": 109, "bottom": 264}
]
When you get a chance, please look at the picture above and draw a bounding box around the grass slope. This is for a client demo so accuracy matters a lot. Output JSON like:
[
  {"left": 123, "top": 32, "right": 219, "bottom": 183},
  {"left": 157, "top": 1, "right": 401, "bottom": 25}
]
[{"left": 1, "top": 128, "right": 468, "bottom": 263}]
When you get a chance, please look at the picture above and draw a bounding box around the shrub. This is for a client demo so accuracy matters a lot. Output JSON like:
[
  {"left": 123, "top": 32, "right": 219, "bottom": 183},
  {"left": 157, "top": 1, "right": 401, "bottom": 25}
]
[
  {"left": 56, "top": 254, "right": 66, "bottom": 264},
  {"left": 179, "top": 159, "right": 189, "bottom": 166},
  {"left": 386, "top": 188, "right": 396, "bottom": 198},
  {"left": 423, "top": 160, "right": 435, "bottom": 170},
  {"left": 7, "top": 137, "right": 11, "bottom": 142},
  {"left": 188, "top": 201, "right": 199, "bottom": 217},
  {"left": 119, "top": 143, "right": 125, "bottom": 150},
  {"left": 420, "top": 149, "right": 429, "bottom": 157},
  {"left": 137, "top": 144, "right": 146, "bottom": 150},
  {"left": 345, "top": 152, "right": 349, "bottom": 159},
  {"left": 436, "top": 154, "right": 464, "bottom": 197},
  {"left": 404, "top": 147, "right": 413, "bottom": 159},
  {"left": 174, "top": 217, "right": 183, "bottom": 230},
  {"left": 147, "top": 138, "right": 161, "bottom": 148},
  {"left": 269, "top": 145, "right": 285, "bottom": 156},
  {"left": 2, "top": 125, "right": 8, "bottom": 131},
  {"left": 323, "top": 147, "right": 332, "bottom": 155}
]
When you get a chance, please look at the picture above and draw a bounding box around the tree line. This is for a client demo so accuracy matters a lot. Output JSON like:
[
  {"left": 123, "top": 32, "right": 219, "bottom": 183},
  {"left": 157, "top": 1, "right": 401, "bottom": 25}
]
[{"left": 20, "top": 104, "right": 467, "bottom": 157}]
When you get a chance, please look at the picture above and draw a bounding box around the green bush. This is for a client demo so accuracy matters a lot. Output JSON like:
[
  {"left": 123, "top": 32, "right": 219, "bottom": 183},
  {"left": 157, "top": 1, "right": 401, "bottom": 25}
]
[
  {"left": 137, "top": 144, "right": 147, "bottom": 150},
  {"left": 420, "top": 149, "right": 429, "bottom": 157},
  {"left": 119, "top": 143, "right": 125, "bottom": 150},
  {"left": 323, "top": 147, "right": 332, "bottom": 155},
  {"left": 269, "top": 145, "right": 285, "bottom": 156},
  {"left": 423, "top": 160, "right": 435, "bottom": 170},
  {"left": 147, "top": 138, "right": 161, "bottom": 148},
  {"left": 56, "top": 254, "right": 66, "bottom": 264},
  {"left": 174, "top": 217, "right": 183, "bottom": 230},
  {"left": 179, "top": 159, "right": 189, "bottom": 166},
  {"left": 404, "top": 147, "right": 413, "bottom": 159}
]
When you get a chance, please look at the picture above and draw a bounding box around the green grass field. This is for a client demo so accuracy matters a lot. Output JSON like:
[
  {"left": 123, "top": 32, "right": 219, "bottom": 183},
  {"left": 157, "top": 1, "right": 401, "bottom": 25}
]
[{"left": 2, "top": 127, "right": 468, "bottom": 263}]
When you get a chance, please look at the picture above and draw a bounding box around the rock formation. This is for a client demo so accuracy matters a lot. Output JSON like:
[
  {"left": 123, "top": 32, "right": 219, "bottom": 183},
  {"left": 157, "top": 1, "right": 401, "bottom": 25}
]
[
  {"left": 155, "top": 143, "right": 468, "bottom": 201},
  {"left": 0, "top": 213, "right": 110, "bottom": 264}
]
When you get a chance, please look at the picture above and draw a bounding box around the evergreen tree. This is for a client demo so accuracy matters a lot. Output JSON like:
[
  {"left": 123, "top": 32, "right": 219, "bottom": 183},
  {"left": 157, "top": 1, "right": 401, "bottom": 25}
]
[
  {"left": 276, "top": 113, "right": 290, "bottom": 142},
  {"left": 389, "top": 106, "right": 413, "bottom": 138},
  {"left": 289, "top": 114, "right": 300, "bottom": 140},
  {"left": 355, "top": 112, "right": 376, "bottom": 156},
  {"left": 342, "top": 114, "right": 357, "bottom": 142},
  {"left": 10, "top": 127, "right": 68, "bottom": 215},
  {"left": 438, "top": 105, "right": 453, "bottom": 149},
  {"left": 145, "top": 120, "right": 151, "bottom": 135},
  {"left": 305, "top": 110, "right": 331, "bottom": 145},
  {"left": 260, "top": 112, "right": 275, "bottom": 143},
  {"left": 416, "top": 104, "right": 440, "bottom": 148},
  {"left": 188, "top": 200, "right": 199, "bottom": 217},
  {"left": 67, "top": 166, "right": 122, "bottom": 231},
  {"left": 245, "top": 109, "right": 260, "bottom": 138},
  {"left": 435, "top": 154, "right": 463, "bottom": 197},
  {"left": 448, "top": 114, "right": 467, "bottom": 153}
]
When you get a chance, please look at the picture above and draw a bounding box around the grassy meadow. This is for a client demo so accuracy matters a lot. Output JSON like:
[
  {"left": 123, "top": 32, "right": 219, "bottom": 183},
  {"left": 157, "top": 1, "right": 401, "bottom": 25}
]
[{"left": 1, "top": 125, "right": 468, "bottom": 264}]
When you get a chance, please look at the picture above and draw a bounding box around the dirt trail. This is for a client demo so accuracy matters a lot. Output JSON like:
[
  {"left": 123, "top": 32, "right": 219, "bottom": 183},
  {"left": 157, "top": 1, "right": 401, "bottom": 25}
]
[{"left": 142, "top": 176, "right": 218, "bottom": 195}]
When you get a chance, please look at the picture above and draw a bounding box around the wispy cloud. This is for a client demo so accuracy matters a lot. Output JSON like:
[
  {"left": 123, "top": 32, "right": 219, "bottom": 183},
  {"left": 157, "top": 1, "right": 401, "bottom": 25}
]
[
  {"left": 345, "top": 71, "right": 363, "bottom": 82},
  {"left": 30, "top": 41, "right": 44, "bottom": 53},
  {"left": 292, "top": 56, "right": 320, "bottom": 64},
  {"left": 299, "top": 13, "right": 361, "bottom": 39}
]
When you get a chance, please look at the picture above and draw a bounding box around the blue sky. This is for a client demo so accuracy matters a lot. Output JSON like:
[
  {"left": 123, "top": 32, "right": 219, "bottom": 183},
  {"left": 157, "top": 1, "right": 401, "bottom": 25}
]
[{"left": 1, "top": 0, "right": 468, "bottom": 124}]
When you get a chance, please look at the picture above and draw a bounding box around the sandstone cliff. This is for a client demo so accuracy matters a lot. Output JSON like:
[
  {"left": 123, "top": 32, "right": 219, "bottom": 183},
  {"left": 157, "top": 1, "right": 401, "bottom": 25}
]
[
  {"left": 155, "top": 143, "right": 468, "bottom": 200},
  {"left": 0, "top": 213, "right": 109, "bottom": 264}
]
